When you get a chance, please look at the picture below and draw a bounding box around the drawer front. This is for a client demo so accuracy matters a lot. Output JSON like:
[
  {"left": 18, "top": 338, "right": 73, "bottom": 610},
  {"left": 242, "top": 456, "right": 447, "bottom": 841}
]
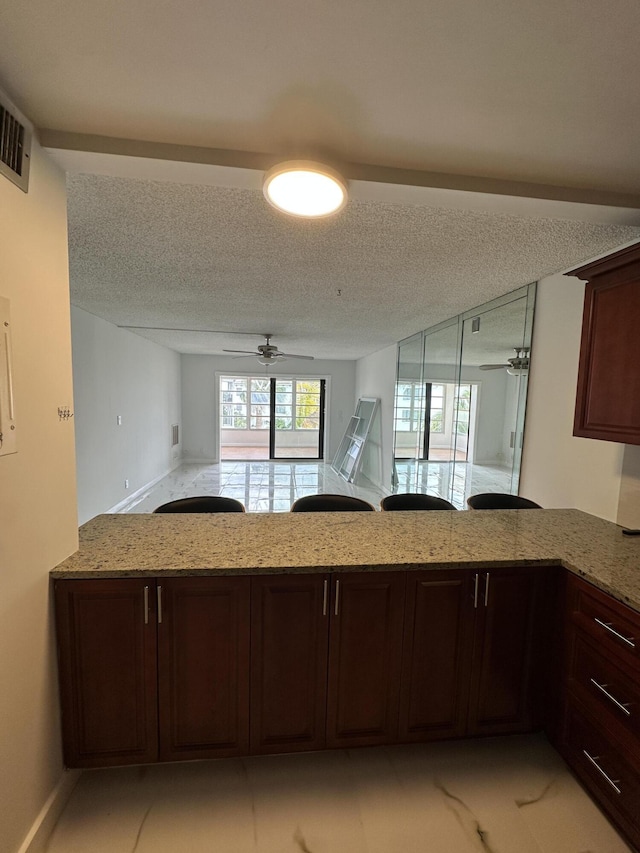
[
  {"left": 568, "top": 631, "right": 640, "bottom": 745},
  {"left": 567, "top": 575, "right": 640, "bottom": 669},
  {"left": 564, "top": 701, "right": 640, "bottom": 849}
]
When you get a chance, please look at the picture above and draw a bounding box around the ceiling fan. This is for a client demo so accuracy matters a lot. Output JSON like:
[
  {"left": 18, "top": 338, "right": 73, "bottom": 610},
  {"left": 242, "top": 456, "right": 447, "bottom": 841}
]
[
  {"left": 222, "top": 334, "right": 315, "bottom": 366},
  {"left": 479, "top": 347, "right": 530, "bottom": 375}
]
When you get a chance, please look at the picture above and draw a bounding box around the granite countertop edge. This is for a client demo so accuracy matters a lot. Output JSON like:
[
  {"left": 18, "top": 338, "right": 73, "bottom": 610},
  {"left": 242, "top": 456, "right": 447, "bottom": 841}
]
[{"left": 50, "top": 509, "right": 640, "bottom": 612}]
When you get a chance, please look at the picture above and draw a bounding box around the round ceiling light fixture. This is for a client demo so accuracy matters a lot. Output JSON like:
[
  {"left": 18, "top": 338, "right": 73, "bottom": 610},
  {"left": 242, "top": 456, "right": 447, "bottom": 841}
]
[{"left": 263, "top": 161, "right": 348, "bottom": 218}]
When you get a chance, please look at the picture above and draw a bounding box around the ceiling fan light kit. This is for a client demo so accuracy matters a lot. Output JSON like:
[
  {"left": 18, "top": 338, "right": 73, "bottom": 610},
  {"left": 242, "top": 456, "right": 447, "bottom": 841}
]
[
  {"left": 263, "top": 161, "right": 348, "bottom": 218},
  {"left": 223, "top": 334, "right": 314, "bottom": 366},
  {"left": 479, "top": 347, "right": 530, "bottom": 375}
]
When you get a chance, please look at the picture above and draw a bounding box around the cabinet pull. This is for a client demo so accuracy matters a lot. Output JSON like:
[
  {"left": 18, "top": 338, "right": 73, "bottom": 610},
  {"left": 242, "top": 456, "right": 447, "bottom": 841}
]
[
  {"left": 582, "top": 750, "right": 622, "bottom": 795},
  {"left": 143, "top": 585, "right": 149, "bottom": 625},
  {"left": 157, "top": 585, "right": 163, "bottom": 624},
  {"left": 322, "top": 579, "right": 328, "bottom": 616},
  {"left": 334, "top": 579, "right": 340, "bottom": 617},
  {"left": 473, "top": 573, "right": 479, "bottom": 608},
  {"left": 594, "top": 617, "right": 635, "bottom": 648},
  {"left": 590, "top": 679, "right": 632, "bottom": 716},
  {"left": 484, "top": 572, "right": 490, "bottom": 607}
]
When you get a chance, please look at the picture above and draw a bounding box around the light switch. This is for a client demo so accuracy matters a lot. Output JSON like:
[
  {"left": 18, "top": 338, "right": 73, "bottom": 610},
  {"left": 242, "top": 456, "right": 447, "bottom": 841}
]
[{"left": 117, "top": 415, "right": 122, "bottom": 426}]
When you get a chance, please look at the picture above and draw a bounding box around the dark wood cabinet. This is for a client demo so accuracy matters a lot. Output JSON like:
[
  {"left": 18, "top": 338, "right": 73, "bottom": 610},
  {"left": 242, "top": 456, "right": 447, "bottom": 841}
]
[
  {"left": 399, "top": 570, "right": 474, "bottom": 741},
  {"left": 399, "top": 567, "right": 548, "bottom": 742},
  {"left": 467, "top": 567, "right": 547, "bottom": 735},
  {"left": 157, "top": 576, "right": 250, "bottom": 761},
  {"left": 559, "top": 573, "right": 640, "bottom": 852},
  {"left": 55, "top": 576, "right": 251, "bottom": 767},
  {"left": 250, "top": 574, "right": 329, "bottom": 754},
  {"left": 326, "top": 572, "right": 406, "bottom": 748},
  {"left": 567, "top": 243, "right": 640, "bottom": 445},
  {"left": 54, "top": 578, "right": 158, "bottom": 768},
  {"left": 55, "top": 566, "right": 551, "bottom": 769}
]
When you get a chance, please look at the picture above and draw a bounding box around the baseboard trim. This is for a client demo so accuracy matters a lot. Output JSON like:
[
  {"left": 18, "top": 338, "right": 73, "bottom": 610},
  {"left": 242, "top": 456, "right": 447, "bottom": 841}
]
[
  {"left": 17, "top": 769, "right": 81, "bottom": 853},
  {"left": 107, "top": 458, "right": 183, "bottom": 513}
]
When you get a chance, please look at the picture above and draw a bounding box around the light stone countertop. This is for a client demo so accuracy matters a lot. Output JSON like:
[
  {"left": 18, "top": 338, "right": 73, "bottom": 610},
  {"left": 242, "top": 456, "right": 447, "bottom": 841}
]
[{"left": 51, "top": 509, "right": 640, "bottom": 612}]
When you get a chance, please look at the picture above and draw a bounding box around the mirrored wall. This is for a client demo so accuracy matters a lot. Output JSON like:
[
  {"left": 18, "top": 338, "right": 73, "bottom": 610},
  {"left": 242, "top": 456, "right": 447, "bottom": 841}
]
[{"left": 393, "top": 283, "right": 536, "bottom": 508}]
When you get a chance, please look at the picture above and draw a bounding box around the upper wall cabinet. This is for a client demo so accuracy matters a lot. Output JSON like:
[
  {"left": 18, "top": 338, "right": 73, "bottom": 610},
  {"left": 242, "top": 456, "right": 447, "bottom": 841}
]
[{"left": 567, "top": 244, "right": 640, "bottom": 445}]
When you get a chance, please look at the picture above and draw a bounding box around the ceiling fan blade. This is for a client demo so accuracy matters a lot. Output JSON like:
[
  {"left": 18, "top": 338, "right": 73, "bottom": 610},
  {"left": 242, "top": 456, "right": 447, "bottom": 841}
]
[
  {"left": 231, "top": 355, "right": 256, "bottom": 359},
  {"left": 479, "top": 364, "right": 509, "bottom": 370},
  {"left": 222, "top": 348, "right": 260, "bottom": 355},
  {"left": 278, "top": 352, "right": 315, "bottom": 360}
]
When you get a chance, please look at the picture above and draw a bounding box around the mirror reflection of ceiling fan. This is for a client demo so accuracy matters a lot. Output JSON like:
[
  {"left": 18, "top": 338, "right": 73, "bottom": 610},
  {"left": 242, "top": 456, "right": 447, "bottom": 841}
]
[
  {"left": 479, "top": 347, "right": 530, "bottom": 375},
  {"left": 222, "top": 334, "right": 315, "bottom": 366}
]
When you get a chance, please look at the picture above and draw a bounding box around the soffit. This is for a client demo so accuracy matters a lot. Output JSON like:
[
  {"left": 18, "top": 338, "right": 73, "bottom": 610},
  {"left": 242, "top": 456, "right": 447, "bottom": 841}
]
[{"left": 1, "top": 0, "right": 640, "bottom": 195}]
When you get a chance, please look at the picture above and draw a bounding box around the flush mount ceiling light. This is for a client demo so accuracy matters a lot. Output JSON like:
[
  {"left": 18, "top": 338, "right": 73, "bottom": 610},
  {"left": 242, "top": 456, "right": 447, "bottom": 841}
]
[{"left": 263, "top": 161, "right": 348, "bottom": 218}]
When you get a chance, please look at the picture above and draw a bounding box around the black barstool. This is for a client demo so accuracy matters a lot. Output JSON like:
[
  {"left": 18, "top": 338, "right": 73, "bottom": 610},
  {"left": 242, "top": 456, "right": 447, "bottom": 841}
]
[
  {"left": 290, "top": 494, "right": 375, "bottom": 512},
  {"left": 466, "top": 493, "right": 541, "bottom": 510},
  {"left": 154, "top": 496, "right": 245, "bottom": 513},
  {"left": 380, "top": 493, "right": 457, "bottom": 511}
]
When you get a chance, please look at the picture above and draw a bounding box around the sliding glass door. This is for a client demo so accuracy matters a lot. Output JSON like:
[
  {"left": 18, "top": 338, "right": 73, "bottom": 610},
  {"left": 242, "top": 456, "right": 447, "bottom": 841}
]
[{"left": 270, "top": 378, "right": 325, "bottom": 459}]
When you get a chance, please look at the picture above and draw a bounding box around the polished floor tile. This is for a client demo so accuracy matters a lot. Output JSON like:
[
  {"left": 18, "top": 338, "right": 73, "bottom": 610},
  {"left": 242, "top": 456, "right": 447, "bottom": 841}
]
[
  {"left": 118, "top": 458, "right": 518, "bottom": 514},
  {"left": 45, "top": 736, "right": 631, "bottom": 852}
]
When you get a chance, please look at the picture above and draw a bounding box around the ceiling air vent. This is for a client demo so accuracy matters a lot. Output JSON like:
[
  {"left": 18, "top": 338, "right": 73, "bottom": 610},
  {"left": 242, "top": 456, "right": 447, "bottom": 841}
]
[{"left": 0, "top": 88, "right": 33, "bottom": 193}]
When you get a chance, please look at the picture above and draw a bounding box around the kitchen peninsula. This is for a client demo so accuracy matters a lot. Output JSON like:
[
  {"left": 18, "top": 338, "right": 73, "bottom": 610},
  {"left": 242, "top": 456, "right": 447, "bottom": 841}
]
[{"left": 52, "top": 509, "right": 640, "bottom": 850}]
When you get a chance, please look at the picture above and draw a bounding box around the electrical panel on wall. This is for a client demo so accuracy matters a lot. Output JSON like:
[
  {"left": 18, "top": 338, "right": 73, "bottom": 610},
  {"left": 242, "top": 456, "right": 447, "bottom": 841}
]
[{"left": 0, "top": 296, "right": 17, "bottom": 456}]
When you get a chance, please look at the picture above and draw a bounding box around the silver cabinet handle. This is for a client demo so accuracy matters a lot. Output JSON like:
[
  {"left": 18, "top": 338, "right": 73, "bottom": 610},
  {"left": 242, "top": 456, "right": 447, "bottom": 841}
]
[
  {"left": 473, "top": 573, "right": 479, "bottom": 609},
  {"left": 334, "top": 579, "right": 340, "bottom": 617},
  {"left": 594, "top": 617, "right": 635, "bottom": 648},
  {"left": 157, "top": 585, "right": 163, "bottom": 624},
  {"left": 143, "top": 585, "right": 149, "bottom": 625},
  {"left": 484, "top": 572, "right": 490, "bottom": 607},
  {"left": 322, "top": 579, "right": 328, "bottom": 616},
  {"left": 590, "top": 679, "right": 632, "bottom": 716},
  {"left": 583, "top": 750, "right": 621, "bottom": 794}
]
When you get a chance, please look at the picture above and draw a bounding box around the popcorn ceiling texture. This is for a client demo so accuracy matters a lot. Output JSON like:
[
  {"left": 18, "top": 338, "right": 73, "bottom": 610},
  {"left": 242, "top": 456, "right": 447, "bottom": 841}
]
[{"left": 66, "top": 175, "right": 640, "bottom": 360}]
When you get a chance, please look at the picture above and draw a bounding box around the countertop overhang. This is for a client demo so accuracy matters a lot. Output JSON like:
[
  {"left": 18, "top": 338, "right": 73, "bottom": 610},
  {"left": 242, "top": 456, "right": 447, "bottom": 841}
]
[{"left": 52, "top": 509, "right": 640, "bottom": 612}]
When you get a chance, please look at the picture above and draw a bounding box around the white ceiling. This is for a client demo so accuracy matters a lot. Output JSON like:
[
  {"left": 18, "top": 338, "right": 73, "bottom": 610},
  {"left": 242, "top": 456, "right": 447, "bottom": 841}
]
[{"left": 3, "top": 0, "right": 640, "bottom": 359}]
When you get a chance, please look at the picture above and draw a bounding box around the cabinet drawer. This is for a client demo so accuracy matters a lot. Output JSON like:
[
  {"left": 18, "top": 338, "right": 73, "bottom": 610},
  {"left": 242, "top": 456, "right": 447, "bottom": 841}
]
[
  {"left": 567, "top": 631, "right": 640, "bottom": 746},
  {"left": 564, "top": 701, "right": 640, "bottom": 847},
  {"left": 567, "top": 575, "right": 640, "bottom": 669}
]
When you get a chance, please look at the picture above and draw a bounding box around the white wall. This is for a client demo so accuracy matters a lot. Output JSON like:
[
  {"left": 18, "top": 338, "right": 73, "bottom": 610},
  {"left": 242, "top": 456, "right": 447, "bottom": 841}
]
[
  {"left": 460, "top": 368, "right": 509, "bottom": 464},
  {"left": 72, "top": 308, "right": 182, "bottom": 524},
  {"left": 520, "top": 273, "right": 625, "bottom": 519},
  {"left": 618, "top": 444, "right": 640, "bottom": 528},
  {"left": 0, "top": 139, "right": 78, "bottom": 853},
  {"left": 355, "top": 345, "right": 397, "bottom": 491},
  {"left": 182, "top": 355, "right": 355, "bottom": 463}
]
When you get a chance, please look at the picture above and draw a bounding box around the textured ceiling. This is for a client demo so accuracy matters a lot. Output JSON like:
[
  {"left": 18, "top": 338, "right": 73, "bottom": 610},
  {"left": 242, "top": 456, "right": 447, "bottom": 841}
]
[
  {"left": 4, "top": 0, "right": 640, "bottom": 361},
  {"left": 67, "top": 174, "right": 640, "bottom": 360}
]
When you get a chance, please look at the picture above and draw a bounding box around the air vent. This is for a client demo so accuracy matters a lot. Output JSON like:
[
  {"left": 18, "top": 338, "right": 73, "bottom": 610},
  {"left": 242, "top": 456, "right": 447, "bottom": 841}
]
[
  {"left": 0, "top": 89, "right": 32, "bottom": 193},
  {"left": 171, "top": 424, "right": 179, "bottom": 447}
]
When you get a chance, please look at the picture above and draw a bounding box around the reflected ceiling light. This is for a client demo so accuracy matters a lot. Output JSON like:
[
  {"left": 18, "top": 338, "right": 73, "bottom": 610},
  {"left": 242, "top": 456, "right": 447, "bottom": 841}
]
[{"left": 263, "top": 161, "right": 347, "bottom": 218}]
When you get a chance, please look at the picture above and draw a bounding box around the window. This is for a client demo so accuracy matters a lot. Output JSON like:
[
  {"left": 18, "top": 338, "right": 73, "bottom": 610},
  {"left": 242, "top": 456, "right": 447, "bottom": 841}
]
[
  {"left": 273, "top": 379, "right": 322, "bottom": 430},
  {"left": 220, "top": 377, "right": 322, "bottom": 431},
  {"left": 220, "top": 377, "right": 270, "bottom": 430},
  {"left": 429, "top": 384, "right": 445, "bottom": 434},
  {"left": 394, "top": 382, "right": 425, "bottom": 433},
  {"left": 453, "top": 384, "right": 471, "bottom": 435}
]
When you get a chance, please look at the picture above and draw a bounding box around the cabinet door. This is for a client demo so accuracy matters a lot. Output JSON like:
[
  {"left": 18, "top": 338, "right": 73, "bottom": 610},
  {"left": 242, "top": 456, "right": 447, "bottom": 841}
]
[
  {"left": 250, "top": 574, "right": 329, "bottom": 754},
  {"left": 157, "top": 576, "right": 250, "bottom": 761},
  {"left": 326, "top": 572, "right": 405, "bottom": 748},
  {"left": 54, "top": 578, "right": 158, "bottom": 768},
  {"left": 398, "top": 570, "right": 474, "bottom": 742},
  {"left": 569, "top": 246, "right": 640, "bottom": 445},
  {"left": 467, "top": 567, "right": 545, "bottom": 735}
]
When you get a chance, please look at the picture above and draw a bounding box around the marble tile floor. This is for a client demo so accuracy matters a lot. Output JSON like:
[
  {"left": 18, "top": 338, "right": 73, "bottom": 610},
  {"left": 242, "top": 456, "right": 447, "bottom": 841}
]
[
  {"left": 119, "top": 462, "right": 387, "bottom": 514},
  {"left": 118, "top": 459, "right": 523, "bottom": 515},
  {"left": 45, "top": 735, "right": 631, "bottom": 853}
]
